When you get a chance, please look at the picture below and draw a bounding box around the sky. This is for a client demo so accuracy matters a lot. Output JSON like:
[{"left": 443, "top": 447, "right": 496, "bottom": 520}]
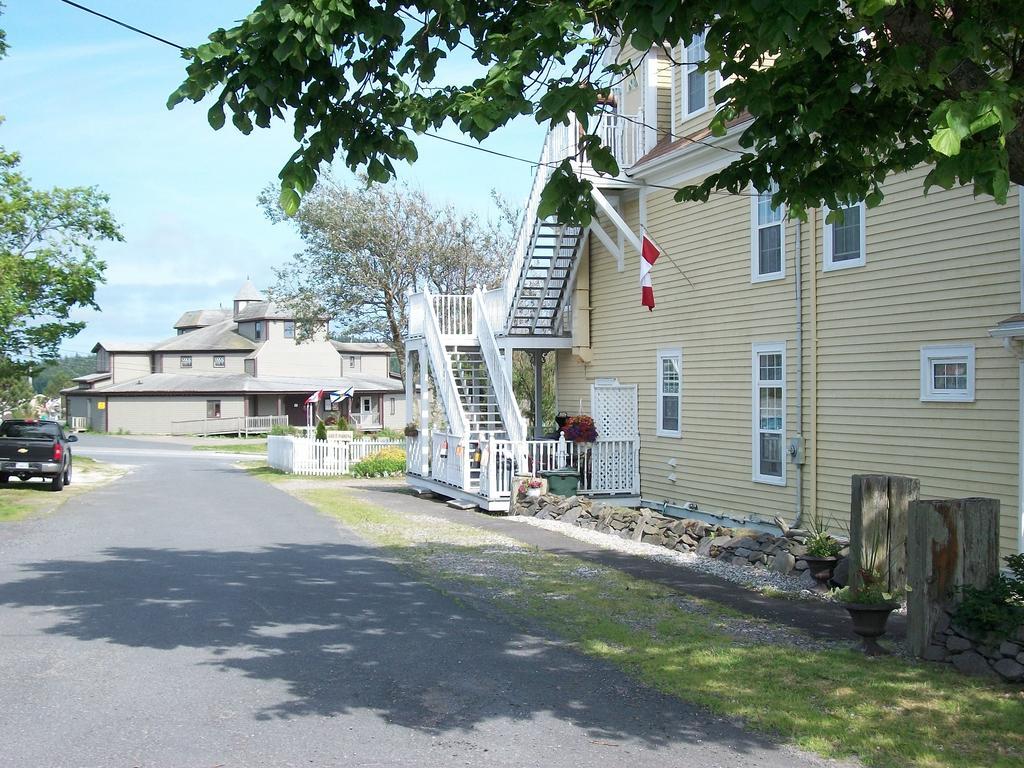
[{"left": 0, "top": 1, "right": 547, "bottom": 354}]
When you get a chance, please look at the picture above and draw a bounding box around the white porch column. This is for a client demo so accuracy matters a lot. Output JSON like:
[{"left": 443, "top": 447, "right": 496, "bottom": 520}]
[
  {"left": 418, "top": 349, "right": 431, "bottom": 475},
  {"left": 404, "top": 348, "right": 414, "bottom": 426}
]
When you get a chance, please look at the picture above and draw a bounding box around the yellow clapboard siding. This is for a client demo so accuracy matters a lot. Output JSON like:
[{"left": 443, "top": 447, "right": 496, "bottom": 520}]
[{"left": 557, "top": 161, "right": 1021, "bottom": 559}]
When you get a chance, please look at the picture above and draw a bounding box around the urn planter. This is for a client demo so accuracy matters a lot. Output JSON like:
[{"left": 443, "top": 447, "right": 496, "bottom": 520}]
[
  {"left": 801, "top": 555, "right": 838, "bottom": 584},
  {"left": 842, "top": 601, "right": 900, "bottom": 656}
]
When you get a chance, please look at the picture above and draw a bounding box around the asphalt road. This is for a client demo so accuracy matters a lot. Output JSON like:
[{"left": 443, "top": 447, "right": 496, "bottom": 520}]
[{"left": 0, "top": 435, "right": 847, "bottom": 768}]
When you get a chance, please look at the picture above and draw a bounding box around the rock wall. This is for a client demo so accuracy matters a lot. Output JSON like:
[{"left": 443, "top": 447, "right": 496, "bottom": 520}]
[
  {"left": 922, "top": 608, "right": 1024, "bottom": 682},
  {"left": 513, "top": 494, "right": 842, "bottom": 579}
]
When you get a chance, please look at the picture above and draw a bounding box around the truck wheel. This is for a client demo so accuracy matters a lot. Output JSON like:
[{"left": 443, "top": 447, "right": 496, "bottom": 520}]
[
  {"left": 64, "top": 462, "right": 72, "bottom": 486},
  {"left": 50, "top": 471, "right": 65, "bottom": 492},
  {"left": 0, "top": 473, "right": 8, "bottom": 484}
]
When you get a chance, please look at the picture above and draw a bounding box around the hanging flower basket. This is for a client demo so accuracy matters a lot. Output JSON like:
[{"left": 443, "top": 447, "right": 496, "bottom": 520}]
[{"left": 563, "top": 415, "right": 598, "bottom": 443}]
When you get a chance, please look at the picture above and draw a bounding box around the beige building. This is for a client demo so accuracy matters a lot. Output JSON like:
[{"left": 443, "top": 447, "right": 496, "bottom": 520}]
[
  {"left": 66, "top": 281, "right": 405, "bottom": 434},
  {"left": 403, "top": 40, "right": 1024, "bottom": 559}
]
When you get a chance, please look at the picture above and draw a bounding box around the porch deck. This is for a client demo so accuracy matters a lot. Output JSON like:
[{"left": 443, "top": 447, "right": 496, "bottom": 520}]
[{"left": 405, "top": 434, "right": 640, "bottom": 512}]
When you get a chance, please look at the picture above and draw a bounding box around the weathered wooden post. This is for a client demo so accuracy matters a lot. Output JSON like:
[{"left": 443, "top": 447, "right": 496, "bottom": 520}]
[
  {"left": 849, "top": 475, "right": 920, "bottom": 592},
  {"left": 906, "top": 498, "right": 1000, "bottom": 657}
]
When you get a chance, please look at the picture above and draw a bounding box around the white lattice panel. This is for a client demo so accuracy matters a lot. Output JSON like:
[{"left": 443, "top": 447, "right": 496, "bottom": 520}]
[{"left": 591, "top": 383, "right": 638, "bottom": 440}]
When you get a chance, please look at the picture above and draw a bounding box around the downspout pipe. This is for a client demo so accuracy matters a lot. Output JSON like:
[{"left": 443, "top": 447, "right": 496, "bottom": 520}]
[{"left": 793, "top": 216, "right": 804, "bottom": 529}]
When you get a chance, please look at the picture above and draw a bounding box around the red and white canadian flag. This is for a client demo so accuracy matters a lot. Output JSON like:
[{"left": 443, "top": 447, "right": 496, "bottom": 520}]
[{"left": 640, "top": 233, "right": 661, "bottom": 311}]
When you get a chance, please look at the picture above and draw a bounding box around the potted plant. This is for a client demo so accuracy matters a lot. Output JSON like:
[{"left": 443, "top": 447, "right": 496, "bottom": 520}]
[
  {"left": 404, "top": 421, "right": 420, "bottom": 438},
  {"left": 802, "top": 529, "right": 842, "bottom": 583},
  {"left": 832, "top": 567, "right": 903, "bottom": 655},
  {"left": 520, "top": 478, "right": 544, "bottom": 498},
  {"left": 562, "top": 415, "right": 598, "bottom": 443}
]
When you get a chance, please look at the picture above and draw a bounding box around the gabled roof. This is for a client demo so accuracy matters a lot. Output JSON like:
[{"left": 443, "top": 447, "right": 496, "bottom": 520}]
[
  {"left": 152, "top": 319, "right": 256, "bottom": 352},
  {"left": 92, "top": 341, "right": 155, "bottom": 353},
  {"left": 234, "top": 301, "right": 294, "bottom": 322},
  {"left": 73, "top": 372, "right": 111, "bottom": 383},
  {"left": 234, "top": 279, "right": 264, "bottom": 301},
  {"left": 174, "top": 308, "right": 231, "bottom": 330},
  {"left": 331, "top": 341, "right": 394, "bottom": 354}
]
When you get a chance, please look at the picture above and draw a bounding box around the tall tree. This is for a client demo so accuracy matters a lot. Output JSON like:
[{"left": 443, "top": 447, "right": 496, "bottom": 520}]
[
  {"left": 0, "top": 11, "right": 121, "bottom": 377},
  {"left": 262, "top": 174, "right": 510, "bottom": 360},
  {"left": 171, "top": 1, "right": 1024, "bottom": 222}
]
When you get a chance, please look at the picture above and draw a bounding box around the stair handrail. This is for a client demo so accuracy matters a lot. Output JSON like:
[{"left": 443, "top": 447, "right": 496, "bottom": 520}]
[
  {"left": 473, "top": 287, "right": 527, "bottom": 445},
  {"left": 501, "top": 114, "right": 579, "bottom": 332},
  {"left": 421, "top": 287, "right": 468, "bottom": 437}
]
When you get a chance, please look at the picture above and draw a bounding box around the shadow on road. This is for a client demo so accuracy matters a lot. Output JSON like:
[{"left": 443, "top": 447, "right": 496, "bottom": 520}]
[{"left": 0, "top": 541, "right": 779, "bottom": 755}]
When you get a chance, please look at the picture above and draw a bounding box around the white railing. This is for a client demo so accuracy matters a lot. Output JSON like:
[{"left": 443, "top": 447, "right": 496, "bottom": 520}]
[
  {"left": 430, "top": 430, "right": 469, "bottom": 488},
  {"left": 69, "top": 416, "right": 89, "bottom": 432},
  {"left": 348, "top": 412, "right": 382, "bottom": 430},
  {"left": 481, "top": 436, "right": 640, "bottom": 499},
  {"left": 170, "top": 415, "right": 290, "bottom": 437},
  {"left": 268, "top": 435, "right": 404, "bottom": 476},
  {"left": 421, "top": 287, "right": 468, "bottom": 436},
  {"left": 595, "top": 112, "right": 645, "bottom": 170},
  {"left": 473, "top": 288, "right": 527, "bottom": 444},
  {"left": 432, "top": 294, "right": 475, "bottom": 338},
  {"left": 405, "top": 433, "right": 429, "bottom": 476}
]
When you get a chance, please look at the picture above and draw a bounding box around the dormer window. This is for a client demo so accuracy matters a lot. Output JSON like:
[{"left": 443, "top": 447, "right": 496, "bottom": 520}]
[{"left": 254, "top": 321, "right": 263, "bottom": 341}]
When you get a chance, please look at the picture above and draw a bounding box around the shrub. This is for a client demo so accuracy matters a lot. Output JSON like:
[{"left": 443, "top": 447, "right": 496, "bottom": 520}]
[
  {"left": 954, "top": 554, "right": 1024, "bottom": 640},
  {"left": 270, "top": 424, "right": 296, "bottom": 436},
  {"left": 336, "top": 416, "right": 351, "bottom": 431},
  {"left": 315, "top": 420, "right": 328, "bottom": 441},
  {"left": 350, "top": 447, "right": 406, "bottom": 477},
  {"left": 376, "top": 427, "right": 403, "bottom": 439}
]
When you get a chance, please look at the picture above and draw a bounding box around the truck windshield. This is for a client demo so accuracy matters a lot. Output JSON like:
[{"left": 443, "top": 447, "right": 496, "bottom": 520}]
[{"left": 0, "top": 422, "right": 61, "bottom": 439}]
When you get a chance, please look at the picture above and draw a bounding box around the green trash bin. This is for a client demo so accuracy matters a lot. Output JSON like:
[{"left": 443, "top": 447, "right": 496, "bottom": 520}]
[{"left": 541, "top": 468, "right": 580, "bottom": 496}]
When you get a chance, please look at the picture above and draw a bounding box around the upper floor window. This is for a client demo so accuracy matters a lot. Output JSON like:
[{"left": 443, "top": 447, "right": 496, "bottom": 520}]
[
  {"left": 823, "top": 202, "right": 866, "bottom": 271},
  {"left": 656, "top": 347, "right": 682, "bottom": 438},
  {"left": 920, "top": 345, "right": 975, "bottom": 403},
  {"left": 180, "top": 355, "right": 192, "bottom": 369},
  {"left": 751, "top": 183, "right": 785, "bottom": 282},
  {"left": 254, "top": 321, "right": 264, "bottom": 341},
  {"left": 213, "top": 355, "right": 225, "bottom": 368},
  {"left": 684, "top": 31, "right": 708, "bottom": 116},
  {"left": 283, "top": 321, "right": 295, "bottom": 339}
]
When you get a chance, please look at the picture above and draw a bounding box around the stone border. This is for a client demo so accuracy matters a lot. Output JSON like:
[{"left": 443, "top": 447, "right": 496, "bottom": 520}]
[
  {"left": 513, "top": 494, "right": 849, "bottom": 588},
  {"left": 922, "top": 608, "right": 1024, "bottom": 682}
]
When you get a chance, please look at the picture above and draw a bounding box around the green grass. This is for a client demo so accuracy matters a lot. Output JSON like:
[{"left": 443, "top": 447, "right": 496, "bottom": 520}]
[
  {"left": 0, "top": 455, "right": 112, "bottom": 522},
  {"left": 193, "top": 441, "right": 268, "bottom": 454},
  {"left": 284, "top": 485, "right": 1024, "bottom": 768}
]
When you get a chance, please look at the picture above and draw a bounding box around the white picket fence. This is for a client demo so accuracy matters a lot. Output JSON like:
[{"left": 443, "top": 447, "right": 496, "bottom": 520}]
[{"left": 267, "top": 435, "right": 404, "bottom": 476}]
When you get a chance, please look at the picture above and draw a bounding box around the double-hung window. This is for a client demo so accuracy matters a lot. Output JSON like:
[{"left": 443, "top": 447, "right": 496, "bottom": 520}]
[
  {"left": 180, "top": 355, "right": 192, "bottom": 369},
  {"left": 656, "top": 348, "right": 682, "bottom": 437},
  {"left": 753, "top": 344, "right": 785, "bottom": 484},
  {"left": 751, "top": 183, "right": 785, "bottom": 281},
  {"left": 920, "top": 345, "right": 975, "bottom": 402},
  {"left": 254, "top": 321, "right": 264, "bottom": 341},
  {"left": 684, "top": 32, "right": 707, "bottom": 116},
  {"left": 206, "top": 400, "right": 221, "bottom": 419},
  {"left": 283, "top": 321, "right": 295, "bottom": 339},
  {"left": 823, "top": 202, "right": 866, "bottom": 270}
]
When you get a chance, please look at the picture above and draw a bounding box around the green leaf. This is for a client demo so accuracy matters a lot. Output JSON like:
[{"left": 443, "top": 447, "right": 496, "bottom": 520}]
[
  {"left": 279, "top": 186, "right": 300, "bottom": 216},
  {"left": 207, "top": 103, "right": 226, "bottom": 130},
  {"left": 929, "top": 128, "right": 961, "bottom": 157}
]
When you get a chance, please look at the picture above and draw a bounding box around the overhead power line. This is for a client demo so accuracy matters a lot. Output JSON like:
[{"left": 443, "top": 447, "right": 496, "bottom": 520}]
[
  {"left": 54, "top": 0, "right": 756, "bottom": 198},
  {"left": 57, "top": 0, "right": 185, "bottom": 50}
]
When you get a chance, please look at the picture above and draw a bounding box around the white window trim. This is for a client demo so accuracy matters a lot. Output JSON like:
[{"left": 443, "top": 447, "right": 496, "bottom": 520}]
[
  {"left": 920, "top": 345, "right": 975, "bottom": 402},
  {"left": 656, "top": 347, "right": 683, "bottom": 438},
  {"left": 682, "top": 32, "right": 709, "bottom": 119},
  {"left": 822, "top": 202, "right": 867, "bottom": 271},
  {"left": 750, "top": 187, "right": 786, "bottom": 283},
  {"left": 752, "top": 342, "right": 786, "bottom": 486}
]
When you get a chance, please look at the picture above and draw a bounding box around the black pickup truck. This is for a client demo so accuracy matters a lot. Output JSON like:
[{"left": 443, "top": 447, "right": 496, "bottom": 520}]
[{"left": 0, "top": 420, "right": 77, "bottom": 491}]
